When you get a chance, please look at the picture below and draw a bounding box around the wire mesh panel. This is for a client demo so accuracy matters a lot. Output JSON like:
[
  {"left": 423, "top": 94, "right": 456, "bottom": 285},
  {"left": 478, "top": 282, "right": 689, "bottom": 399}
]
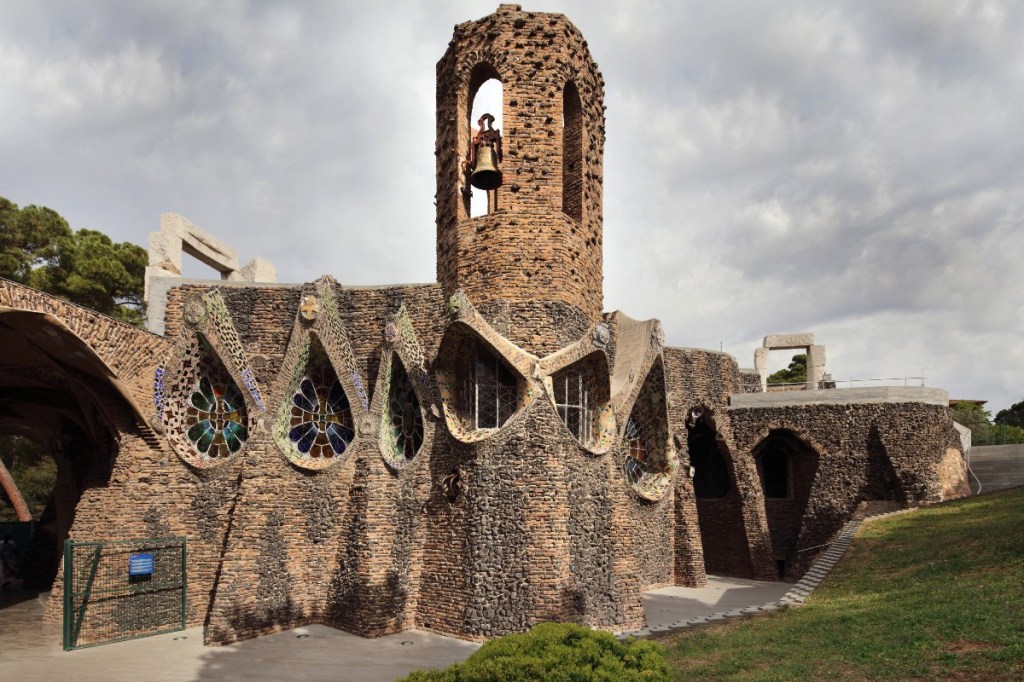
[{"left": 63, "top": 537, "right": 186, "bottom": 650}]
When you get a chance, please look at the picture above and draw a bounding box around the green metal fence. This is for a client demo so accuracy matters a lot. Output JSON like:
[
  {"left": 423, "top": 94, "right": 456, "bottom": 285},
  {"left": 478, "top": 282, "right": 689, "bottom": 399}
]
[{"left": 62, "top": 536, "right": 186, "bottom": 650}]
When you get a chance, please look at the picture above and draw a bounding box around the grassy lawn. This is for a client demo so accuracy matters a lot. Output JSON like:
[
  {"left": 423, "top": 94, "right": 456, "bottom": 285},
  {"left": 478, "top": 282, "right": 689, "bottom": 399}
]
[{"left": 660, "top": 487, "right": 1024, "bottom": 681}]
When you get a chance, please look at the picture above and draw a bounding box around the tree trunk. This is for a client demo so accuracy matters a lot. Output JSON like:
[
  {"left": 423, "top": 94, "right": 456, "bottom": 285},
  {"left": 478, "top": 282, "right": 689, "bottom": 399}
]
[{"left": 0, "top": 457, "right": 31, "bottom": 521}]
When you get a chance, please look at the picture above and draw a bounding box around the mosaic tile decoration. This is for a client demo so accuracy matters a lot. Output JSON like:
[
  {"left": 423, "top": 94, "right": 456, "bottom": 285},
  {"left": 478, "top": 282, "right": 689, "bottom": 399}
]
[
  {"left": 162, "top": 335, "right": 252, "bottom": 467},
  {"left": 268, "top": 277, "right": 366, "bottom": 470},
  {"left": 157, "top": 290, "right": 263, "bottom": 468},
  {"left": 375, "top": 305, "right": 434, "bottom": 472},
  {"left": 379, "top": 354, "right": 424, "bottom": 469},
  {"left": 203, "top": 292, "right": 267, "bottom": 414},
  {"left": 153, "top": 365, "right": 166, "bottom": 413},
  {"left": 435, "top": 291, "right": 540, "bottom": 444}
]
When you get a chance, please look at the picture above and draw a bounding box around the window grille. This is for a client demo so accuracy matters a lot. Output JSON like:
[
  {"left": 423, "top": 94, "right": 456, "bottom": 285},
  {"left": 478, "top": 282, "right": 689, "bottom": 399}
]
[
  {"left": 553, "top": 367, "right": 593, "bottom": 443},
  {"left": 623, "top": 415, "right": 652, "bottom": 485},
  {"left": 460, "top": 341, "right": 518, "bottom": 430}
]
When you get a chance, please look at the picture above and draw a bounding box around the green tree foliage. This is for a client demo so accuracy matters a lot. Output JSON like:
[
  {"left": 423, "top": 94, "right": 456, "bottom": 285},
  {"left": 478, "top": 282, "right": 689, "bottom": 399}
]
[
  {"left": 767, "top": 353, "right": 807, "bottom": 386},
  {"left": 0, "top": 196, "right": 146, "bottom": 326},
  {"left": 0, "top": 436, "right": 56, "bottom": 521},
  {"left": 399, "top": 622, "right": 669, "bottom": 681},
  {"left": 951, "top": 400, "right": 1024, "bottom": 446},
  {"left": 994, "top": 400, "right": 1024, "bottom": 428}
]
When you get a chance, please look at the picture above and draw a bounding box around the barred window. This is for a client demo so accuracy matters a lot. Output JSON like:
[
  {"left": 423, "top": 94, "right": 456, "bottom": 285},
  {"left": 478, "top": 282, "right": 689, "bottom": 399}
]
[
  {"left": 553, "top": 367, "right": 592, "bottom": 443},
  {"left": 460, "top": 340, "right": 518, "bottom": 429},
  {"left": 623, "top": 415, "right": 650, "bottom": 486}
]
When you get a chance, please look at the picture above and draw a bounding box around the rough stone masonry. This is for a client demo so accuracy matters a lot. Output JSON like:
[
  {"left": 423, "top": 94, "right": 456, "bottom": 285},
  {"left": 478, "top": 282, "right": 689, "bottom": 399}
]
[{"left": 0, "top": 4, "right": 968, "bottom": 645}]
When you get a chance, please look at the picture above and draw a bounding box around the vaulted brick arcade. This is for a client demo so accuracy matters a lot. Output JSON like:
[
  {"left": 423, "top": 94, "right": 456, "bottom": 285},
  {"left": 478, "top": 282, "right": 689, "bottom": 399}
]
[{"left": 0, "top": 308, "right": 146, "bottom": 590}]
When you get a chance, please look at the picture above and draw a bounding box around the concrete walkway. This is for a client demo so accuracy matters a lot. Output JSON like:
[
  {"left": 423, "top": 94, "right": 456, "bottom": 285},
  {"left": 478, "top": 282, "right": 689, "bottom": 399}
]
[{"left": 1, "top": 575, "right": 794, "bottom": 681}]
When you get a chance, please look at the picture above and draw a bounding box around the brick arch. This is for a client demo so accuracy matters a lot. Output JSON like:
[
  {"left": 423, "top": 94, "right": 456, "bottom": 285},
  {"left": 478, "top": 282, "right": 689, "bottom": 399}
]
[{"left": 0, "top": 303, "right": 155, "bottom": 589}]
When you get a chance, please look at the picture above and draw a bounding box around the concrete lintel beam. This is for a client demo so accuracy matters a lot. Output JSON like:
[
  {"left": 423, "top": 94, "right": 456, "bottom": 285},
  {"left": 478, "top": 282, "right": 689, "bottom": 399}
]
[{"left": 763, "top": 333, "right": 815, "bottom": 349}]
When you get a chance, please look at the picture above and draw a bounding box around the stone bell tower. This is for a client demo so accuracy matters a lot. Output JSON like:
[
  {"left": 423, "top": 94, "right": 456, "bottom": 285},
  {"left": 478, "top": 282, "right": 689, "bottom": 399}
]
[{"left": 435, "top": 4, "right": 606, "bottom": 344}]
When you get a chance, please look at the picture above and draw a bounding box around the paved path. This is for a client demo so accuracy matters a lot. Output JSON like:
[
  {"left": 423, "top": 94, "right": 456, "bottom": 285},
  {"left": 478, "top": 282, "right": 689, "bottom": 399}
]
[{"left": 1, "top": 575, "right": 793, "bottom": 681}]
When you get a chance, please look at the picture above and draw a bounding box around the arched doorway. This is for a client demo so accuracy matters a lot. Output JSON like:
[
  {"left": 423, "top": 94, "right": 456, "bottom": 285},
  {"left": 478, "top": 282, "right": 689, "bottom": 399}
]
[
  {"left": 0, "top": 308, "right": 145, "bottom": 590},
  {"left": 752, "top": 429, "right": 820, "bottom": 579},
  {"left": 686, "top": 408, "right": 754, "bottom": 578}
]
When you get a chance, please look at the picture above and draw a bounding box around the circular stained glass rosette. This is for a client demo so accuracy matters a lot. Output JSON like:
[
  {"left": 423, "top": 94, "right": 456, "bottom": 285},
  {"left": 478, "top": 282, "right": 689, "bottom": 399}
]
[
  {"left": 387, "top": 370, "right": 424, "bottom": 463},
  {"left": 185, "top": 375, "right": 249, "bottom": 459},
  {"left": 288, "top": 377, "right": 355, "bottom": 458}
]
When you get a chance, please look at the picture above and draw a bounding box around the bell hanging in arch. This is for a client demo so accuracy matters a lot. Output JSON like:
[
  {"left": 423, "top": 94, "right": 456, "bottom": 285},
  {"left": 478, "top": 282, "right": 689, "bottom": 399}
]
[
  {"left": 470, "top": 144, "right": 502, "bottom": 190},
  {"left": 466, "top": 113, "right": 503, "bottom": 191}
]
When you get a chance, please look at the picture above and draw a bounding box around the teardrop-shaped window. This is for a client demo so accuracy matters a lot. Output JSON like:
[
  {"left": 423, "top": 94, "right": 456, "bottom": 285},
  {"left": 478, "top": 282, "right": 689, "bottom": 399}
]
[
  {"left": 166, "top": 335, "right": 250, "bottom": 466},
  {"left": 621, "top": 359, "right": 675, "bottom": 500},
  {"left": 279, "top": 337, "right": 355, "bottom": 464},
  {"left": 550, "top": 351, "right": 614, "bottom": 451},
  {"left": 383, "top": 355, "right": 424, "bottom": 468}
]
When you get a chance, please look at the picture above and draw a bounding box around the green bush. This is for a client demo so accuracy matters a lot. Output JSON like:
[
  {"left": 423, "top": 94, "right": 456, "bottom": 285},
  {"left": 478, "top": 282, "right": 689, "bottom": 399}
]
[{"left": 400, "top": 622, "right": 669, "bottom": 681}]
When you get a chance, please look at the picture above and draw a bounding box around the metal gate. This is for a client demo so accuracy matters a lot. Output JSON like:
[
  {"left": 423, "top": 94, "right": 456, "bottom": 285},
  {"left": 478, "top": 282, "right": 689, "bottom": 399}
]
[{"left": 62, "top": 537, "right": 186, "bottom": 650}]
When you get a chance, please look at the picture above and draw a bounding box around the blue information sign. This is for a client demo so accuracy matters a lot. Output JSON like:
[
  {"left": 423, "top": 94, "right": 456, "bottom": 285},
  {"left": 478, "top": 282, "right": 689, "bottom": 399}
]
[{"left": 129, "top": 552, "right": 154, "bottom": 576}]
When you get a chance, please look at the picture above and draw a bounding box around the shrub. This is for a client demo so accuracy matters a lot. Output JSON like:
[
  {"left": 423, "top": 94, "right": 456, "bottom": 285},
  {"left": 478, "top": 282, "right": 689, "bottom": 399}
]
[{"left": 400, "top": 622, "right": 669, "bottom": 681}]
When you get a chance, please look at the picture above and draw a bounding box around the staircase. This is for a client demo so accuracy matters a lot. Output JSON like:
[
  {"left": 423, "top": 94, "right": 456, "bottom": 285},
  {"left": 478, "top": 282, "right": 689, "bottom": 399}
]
[{"left": 968, "top": 445, "right": 1024, "bottom": 494}]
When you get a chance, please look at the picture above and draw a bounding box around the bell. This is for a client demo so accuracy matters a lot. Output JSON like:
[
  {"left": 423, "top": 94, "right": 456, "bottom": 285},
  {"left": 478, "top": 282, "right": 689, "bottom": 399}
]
[{"left": 470, "top": 144, "right": 502, "bottom": 190}]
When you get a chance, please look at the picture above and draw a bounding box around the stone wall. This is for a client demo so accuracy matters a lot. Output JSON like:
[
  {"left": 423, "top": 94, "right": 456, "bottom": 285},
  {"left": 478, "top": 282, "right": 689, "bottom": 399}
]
[{"left": 726, "top": 401, "right": 968, "bottom": 578}]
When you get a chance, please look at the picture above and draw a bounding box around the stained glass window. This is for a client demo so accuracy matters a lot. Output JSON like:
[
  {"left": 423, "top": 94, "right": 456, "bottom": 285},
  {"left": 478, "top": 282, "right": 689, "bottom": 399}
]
[
  {"left": 288, "top": 366, "right": 355, "bottom": 459},
  {"left": 185, "top": 375, "right": 249, "bottom": 459},
  {"left": 623, "top": 415, "right": 651, "bottom": 486},
  {"left": 387, "top": 357, "right": 424, "bottom": 461}
]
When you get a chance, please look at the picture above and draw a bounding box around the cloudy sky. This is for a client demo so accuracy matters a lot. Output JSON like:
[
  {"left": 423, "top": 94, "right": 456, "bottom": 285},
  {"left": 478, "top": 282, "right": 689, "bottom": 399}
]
[{"left": 1, "top": 1, "right": 1022, "bottom": 412}]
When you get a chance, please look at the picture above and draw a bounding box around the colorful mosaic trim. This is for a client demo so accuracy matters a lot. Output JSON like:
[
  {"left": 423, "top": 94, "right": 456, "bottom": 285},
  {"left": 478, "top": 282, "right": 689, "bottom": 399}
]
[
  {"left": 273, "top": 335, "right": 356, "bottom": 470},
  {"left": 269, "top": 278, "right": 366, "bottom": 470},
  {"left": 436, "top": 291, "right": 540, "bottom": 444},
  {"left": 202, "top": 291, "right": 266, "bottom": 414},
  {"left": 153, "top": 365, "right": 167, "bottom": 414},
  {"left": 376, "top": 305, "right": 433, "bottom": 471},
  {"left": 161, "top": 335, "right": 252, "bottom": 468},
  {"left": 377, "top": 353, "right": 425, "bottom": 470},
  {"left": 313, "top": 277, "right": 369, "bottom": 416}
]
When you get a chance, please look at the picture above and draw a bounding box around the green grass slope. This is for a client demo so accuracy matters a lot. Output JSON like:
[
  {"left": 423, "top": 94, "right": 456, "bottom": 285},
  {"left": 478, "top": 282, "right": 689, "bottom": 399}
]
[{"left": 663, "top": 487, "right": 1024, "bottom": 680}]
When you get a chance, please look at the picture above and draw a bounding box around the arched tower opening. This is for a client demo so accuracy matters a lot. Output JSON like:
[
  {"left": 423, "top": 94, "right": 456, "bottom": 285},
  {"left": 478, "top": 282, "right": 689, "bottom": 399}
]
[
  {"left": 562, "top": 80, "right": 583, "bottom": 222},
  {"left": 467, "top": 66, "right": 503, "bottom": 218}
]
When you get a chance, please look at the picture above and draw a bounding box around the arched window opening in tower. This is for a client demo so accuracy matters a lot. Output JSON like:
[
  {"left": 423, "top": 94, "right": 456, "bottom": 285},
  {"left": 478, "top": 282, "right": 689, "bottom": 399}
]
[
  {"left": 687, "top": 414, "right": 731, "bottom": 498},
  {"left": 458, "top": 339, "right": 518, "bottom": 430},
  {"left": 386, "top": 355, "right": 424, "bottom": 463},
  {"left": 562, "top": 80, "right": 583, "bottom": 222},
  {"left": 468, "top": 74, "right": 502, "bottom": 218}
]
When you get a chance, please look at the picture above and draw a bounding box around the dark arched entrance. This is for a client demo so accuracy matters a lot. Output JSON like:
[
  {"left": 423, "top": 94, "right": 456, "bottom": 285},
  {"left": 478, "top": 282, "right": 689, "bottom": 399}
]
[
  {"left": 686, "top": 408, "right": 754, "bottom": 578},
  {"left": 752, "top": 429, "right": 820, "bottom": 579},
  {"left": 0, "top": 308, "right": 143, "bottom": 589}
]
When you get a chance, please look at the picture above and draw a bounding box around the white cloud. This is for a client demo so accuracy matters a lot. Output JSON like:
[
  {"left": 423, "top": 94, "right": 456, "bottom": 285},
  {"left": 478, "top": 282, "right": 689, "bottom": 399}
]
[{"left": 0, "top": 0, "right": 1021, "bottom": 412}]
